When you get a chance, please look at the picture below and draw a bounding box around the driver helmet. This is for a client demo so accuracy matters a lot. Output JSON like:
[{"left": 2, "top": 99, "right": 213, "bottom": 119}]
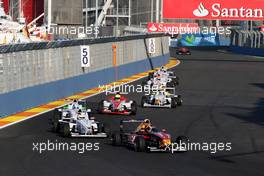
[
  {"left": 144, "top": 119, "right": 151, "bottom": 124},
  {"left": 114, "top": 92, "right": 121, "bottom": 101}
]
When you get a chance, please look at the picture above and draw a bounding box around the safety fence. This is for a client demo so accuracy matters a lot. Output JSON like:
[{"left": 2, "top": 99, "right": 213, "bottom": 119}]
[{"left": 231, "top": 30, "right": 264, "bottom": 48}]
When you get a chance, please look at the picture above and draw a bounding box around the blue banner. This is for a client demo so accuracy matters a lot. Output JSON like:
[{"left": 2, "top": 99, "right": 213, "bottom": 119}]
[{"left": 177, "top": 33, "right": 220, "bottom": 46}]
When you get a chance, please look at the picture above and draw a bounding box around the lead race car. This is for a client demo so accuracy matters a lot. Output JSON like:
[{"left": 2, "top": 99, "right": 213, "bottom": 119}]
[
  {"left": 176, "top": 47, "right": 191, "bottom": 55},
  {"left": 141, "top": 88, "right": 183, "bottom": 108},
  {"left": 111, "top": 119, "right": 188, "bottom": 152},
  {"left": 51, "top": 100, "right": 108, "bottom": 137},
  {"left": 98, "top": 92, "right": 137, "bottom": 115}
]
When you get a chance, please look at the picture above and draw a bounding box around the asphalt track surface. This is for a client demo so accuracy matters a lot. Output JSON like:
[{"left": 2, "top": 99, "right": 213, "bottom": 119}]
[{"left": 1, "top": 49, "right": 264, "bottom": 176}]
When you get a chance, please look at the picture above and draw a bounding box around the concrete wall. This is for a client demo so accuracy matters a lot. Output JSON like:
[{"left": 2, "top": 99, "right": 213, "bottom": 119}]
[
  {"left": 0, "top": 36, "right": 170, "bottom": 117},
  {"left": 0, "top": 36, "right": 169, "bottom": 94},
  {"left": 230, "top": 46, "right": 264, "bottom": 57}
]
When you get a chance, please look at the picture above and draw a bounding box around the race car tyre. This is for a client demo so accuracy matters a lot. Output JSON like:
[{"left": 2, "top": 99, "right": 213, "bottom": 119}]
[
  {"left": 148, "top": 72, "right": 154, "bottom": 79},
  {"left": 173, "top": 79, "right": 179, "bottom": 86},
  {"left": 141, "top": 96, "right": 147, "bottom": 108},
  {"left": 131, "top": 101, "right": 137, "bottom": 115},
  {"left": 62, "top": 124, "right": 71, "bottom": 137},
  {"left": 171, "top": 98, "right": 177, "bottom": 108},
  {"left": 52, "top": 120, "right": 60, "bottom": 133},
  {"left": 52, "top": 109, "right": 61, "bottom": 132},
  {"left": 176, "top": 96, "right": 183, "bottom": 106},
  {"left": 134, "top": 136, "right": 146, "bottom": 152},
  {"left": 166, "top": 81, "right": 175, "bottom": 88},
  {"left": 97, "top": 100, "right": 104, "bottom": 114},
  {"left": 99, "top": 123, "right": 110, "bottom": 135},
  {"left": 172, "top": 77, "right": 179, "bottom": 85},
  {"left": 111, "top": 133, "right": 121, "bottom": 146}
]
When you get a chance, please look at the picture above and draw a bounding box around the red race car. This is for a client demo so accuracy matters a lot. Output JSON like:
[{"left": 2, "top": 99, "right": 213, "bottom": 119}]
[
  {"left": 98, "top": 93, "right": 137, "bottom": 115},
  {"left": 176, "top": 47, "right": 191, "bottom": 55}
]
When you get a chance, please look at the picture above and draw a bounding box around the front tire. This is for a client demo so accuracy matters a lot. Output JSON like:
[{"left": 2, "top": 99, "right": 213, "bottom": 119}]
[
  {"left": 62, "top": 124, "right": 71, "bottom": 137},
  {"left": 134, "top": 136, "right": 146, "bottom": 152},
  {"left": 141, "top": 96, "right": 147, "bottom": 108}
]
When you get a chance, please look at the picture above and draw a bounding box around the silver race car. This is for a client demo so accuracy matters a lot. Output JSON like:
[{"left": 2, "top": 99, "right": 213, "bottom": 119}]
[
  {"left": 51, "top": 100, "right": 108, "bottom": 137},
  {"left": 141, "top": 88, "right": 183, "bottom": 108}
]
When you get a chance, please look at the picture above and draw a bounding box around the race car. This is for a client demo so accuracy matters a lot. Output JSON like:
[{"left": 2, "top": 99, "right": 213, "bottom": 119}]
[
  {"left": 176, "top": 47, "right": 191, "bottom": 55},
  {"left": 144, "top": 67, "right": 179, "bottom": 88},
  {"left": 51, "top": 102, "right": 108, "bottom": 138},
  {"left": 143, "top": 76, "right": 178, "bottom": 89},
  {"left": 141, "top": 88, "right": 183, "bottom": 108},
  {"left": 98, "top": 93, "right": 137, "bottom": 115},
  {"left": 148, "top": 67, "right": 179, "bottom": 82},
  {"left": 110, "top": 119, "right": 188, "bottom": 152},
  {"left": 62, "top": 99, "right": 88, "bottom": 112}
]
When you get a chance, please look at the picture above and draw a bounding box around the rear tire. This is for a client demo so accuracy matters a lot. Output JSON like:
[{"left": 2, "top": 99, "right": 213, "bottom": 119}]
[
  {"left": 97, "top": 100, "right": 104, "bottom": 114},
  {"left": 176, "top": 96, "right": 183, "bottom": 106},
  {"left": 111, "top": 133, "right": 121, "bottom": 146},
  {"left": 131, "top": 101, "right": 137, "bottom": 115},
  {"left": 171, "top": 98, "right": 177, "bottom": 108}
]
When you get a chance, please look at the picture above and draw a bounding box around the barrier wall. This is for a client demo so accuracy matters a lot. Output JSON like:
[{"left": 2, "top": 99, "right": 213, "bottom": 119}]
[
  {"left": 0, "top": 35, "right": 170, "bottom": 117},
  {"left": 230, "top": 30, "right": 264, "bottom": 56},
  {"left": 229, "top": 46, "right": 264, "bottom": 57}
]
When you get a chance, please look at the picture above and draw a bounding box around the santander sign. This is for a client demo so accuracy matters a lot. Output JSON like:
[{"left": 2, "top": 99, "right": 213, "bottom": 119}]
[{"left": 163, "top": 0, "right": 264, "bottom": 20}]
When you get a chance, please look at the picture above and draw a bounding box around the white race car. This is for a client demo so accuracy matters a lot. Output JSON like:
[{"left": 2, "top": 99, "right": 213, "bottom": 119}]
[
  {"left": 148, "top": 67, "right": 179, "bottom": 83},
  {"left": 51, "top": 101, "right": 108, "bottom": 137},
  {"left": 141, "top": 88, "right": 183, "bottom": 108},
  {"left": 143, "top": 76, "right": 178, "bottom": 89}
]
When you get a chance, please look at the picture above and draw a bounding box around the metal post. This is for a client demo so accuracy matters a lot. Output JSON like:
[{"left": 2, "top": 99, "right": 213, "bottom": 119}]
[
  {"left": 160, "top": 0, "right": 163, "bottom": 22},
  {"left": 85, "top": 0, "right": 88, "bottom": 28},
  {"left": 156, "top": 0, "right": 159, "bottom": 23},
  {"left": 116, "top": 0, "right": 119, "bottom": 36},
  {"left": 47, "top": 0, "right": 51, "bottom": 32},
  {"left": 128, "top": 0, "right": 131, "bottom": 26},
  {"left": 151, "top": 0, "right": 153, "bottom": 22},
  {"left": 95, "top": 0, "right": 98, "bottom": 37}
]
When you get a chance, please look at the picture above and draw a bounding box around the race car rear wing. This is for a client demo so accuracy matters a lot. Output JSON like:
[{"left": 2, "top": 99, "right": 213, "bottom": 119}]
[{"left": 121, "top": 119, "right": 147, "bottom": 123}]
